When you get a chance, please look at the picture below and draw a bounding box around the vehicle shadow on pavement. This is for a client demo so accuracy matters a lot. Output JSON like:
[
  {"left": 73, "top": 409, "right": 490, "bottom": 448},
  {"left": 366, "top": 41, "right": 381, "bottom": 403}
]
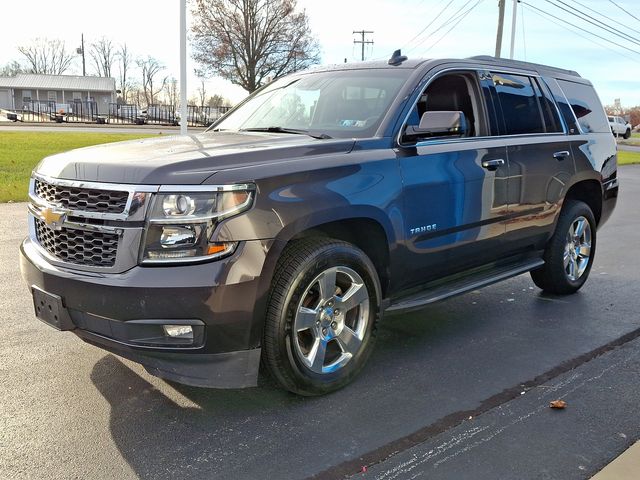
[{"left": 87, "top": 303, "right": 482, "bottom": 479}]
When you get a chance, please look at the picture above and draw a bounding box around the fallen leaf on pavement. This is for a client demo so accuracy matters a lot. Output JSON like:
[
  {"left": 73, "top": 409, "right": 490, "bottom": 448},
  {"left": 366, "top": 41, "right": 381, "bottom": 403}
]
[{"left": 549, "top": 400, "right": 567, "bottom": 409}]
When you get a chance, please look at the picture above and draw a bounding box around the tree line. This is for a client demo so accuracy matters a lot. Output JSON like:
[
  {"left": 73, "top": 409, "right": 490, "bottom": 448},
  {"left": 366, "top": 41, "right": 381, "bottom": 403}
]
[{"left": 0, "top": 0, "right": 320, "bottom": 107}]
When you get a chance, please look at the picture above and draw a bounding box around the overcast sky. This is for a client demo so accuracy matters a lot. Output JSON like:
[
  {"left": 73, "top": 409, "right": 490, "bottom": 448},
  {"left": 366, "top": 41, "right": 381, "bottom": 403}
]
[{"left": 0, "top": 0, "right": 638, "bottom": 106}]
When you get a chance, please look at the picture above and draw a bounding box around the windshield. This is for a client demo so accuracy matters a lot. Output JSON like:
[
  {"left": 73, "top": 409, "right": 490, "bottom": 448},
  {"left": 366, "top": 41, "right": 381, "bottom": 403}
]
[{"left": 211, "top": 69, "right": 411, "bottom": 139}]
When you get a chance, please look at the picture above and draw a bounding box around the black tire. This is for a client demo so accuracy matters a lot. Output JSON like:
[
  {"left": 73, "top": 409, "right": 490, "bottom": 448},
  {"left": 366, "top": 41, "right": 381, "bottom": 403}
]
[
  {"left": 262, "top": 238, "right": 381, "bottom": 396},
  {"left": 531, "top": 200, "right": 597, "bottom": 294},
  {"left": 624, "top": 129, "right": 631, "bottom": 139}
]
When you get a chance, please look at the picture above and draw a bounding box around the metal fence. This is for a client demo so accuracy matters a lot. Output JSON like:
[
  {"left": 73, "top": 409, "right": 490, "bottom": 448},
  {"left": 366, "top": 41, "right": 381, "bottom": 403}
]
[
  {"left": 5, "top": 102, "right": 232, "bottom": 126},
  {"left": 108, "top": 103, "right": 144, "bottom": 124},
  {"left": 187, "top": 105, "right": 231, "bottom": 127},
  {"left": 146, "top": 104, "right": 178, "bottom": 125}
]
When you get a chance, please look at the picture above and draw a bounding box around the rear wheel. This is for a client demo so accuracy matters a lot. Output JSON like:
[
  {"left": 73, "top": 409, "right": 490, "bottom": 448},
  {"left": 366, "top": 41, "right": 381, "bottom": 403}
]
[
  {"left": 531, "top": 200, "right": 596, "bottom": 294},
  {"left": 262, "top": 238, "right": 380, "bottom": 396}
]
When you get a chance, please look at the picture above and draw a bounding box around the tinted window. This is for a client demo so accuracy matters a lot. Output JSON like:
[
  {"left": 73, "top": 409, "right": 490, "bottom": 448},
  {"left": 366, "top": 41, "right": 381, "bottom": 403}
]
[
  {"left": 556, "top": 79, "right": 609, "bottom": 133},
  {"left": 532, "top": 78, "right": 562, "bottom": 133},
  {"left": 544, "top": 78, "right": 579, "bottom": 133},
  {"left": 492, "top": 73, "right": 544, "bottom": 135}
]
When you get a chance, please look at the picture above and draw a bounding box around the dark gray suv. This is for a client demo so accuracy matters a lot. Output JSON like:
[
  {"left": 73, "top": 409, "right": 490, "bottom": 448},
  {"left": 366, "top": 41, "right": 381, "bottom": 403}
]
[{"left": 20, "top": 54, "right": 618, "bottom": 395}]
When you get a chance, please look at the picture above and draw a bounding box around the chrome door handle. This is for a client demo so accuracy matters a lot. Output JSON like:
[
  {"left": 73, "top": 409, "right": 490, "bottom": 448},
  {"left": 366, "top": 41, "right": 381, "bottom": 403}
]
[
  {"left": 553, "top": 151, "right": 570, "bottom": 160},
  {"left": 481, "top": 158, "right": 505, "bottom": 171}
]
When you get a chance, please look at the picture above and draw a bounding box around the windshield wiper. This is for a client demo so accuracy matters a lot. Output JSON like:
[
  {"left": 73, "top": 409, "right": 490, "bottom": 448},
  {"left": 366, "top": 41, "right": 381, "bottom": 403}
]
[{"left": 240, "top": 127, "right": 331, "bottom": 139}]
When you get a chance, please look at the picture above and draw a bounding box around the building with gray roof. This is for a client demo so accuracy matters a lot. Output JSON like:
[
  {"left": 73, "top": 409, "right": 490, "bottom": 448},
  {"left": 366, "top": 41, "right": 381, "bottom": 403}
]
[{"left": 0, "top": 74, "right": 116, "bottom": 114}]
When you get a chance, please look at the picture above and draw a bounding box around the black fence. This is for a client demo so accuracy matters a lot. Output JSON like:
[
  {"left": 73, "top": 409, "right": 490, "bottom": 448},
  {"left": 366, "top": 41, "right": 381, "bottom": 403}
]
[
  {"left": 146, "top": 104, "right": 178, "bottom": 125},
  {"left": 108, "top": 103, "right": 144, "bottom": 124},
  {"left": 66, "top": 101, "right": 98, "bottom": 123},
  {"left": 187, "top": 105, "right": 231, "bottom": 127},
  {"left": 5, "top": 102, "right": 232, "bottom": 126}
]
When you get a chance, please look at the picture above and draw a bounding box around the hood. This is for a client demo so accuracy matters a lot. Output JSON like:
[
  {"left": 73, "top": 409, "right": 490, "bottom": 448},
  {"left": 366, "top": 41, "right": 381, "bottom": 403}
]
[{"left": 35, "top": 132, "right": 355, "bottom": 185}]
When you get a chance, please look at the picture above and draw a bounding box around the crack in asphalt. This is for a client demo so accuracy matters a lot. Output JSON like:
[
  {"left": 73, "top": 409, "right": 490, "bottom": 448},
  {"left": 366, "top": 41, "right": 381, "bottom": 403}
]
[{"left": 310, "top": 325, "right": 640, "bottom": 480}]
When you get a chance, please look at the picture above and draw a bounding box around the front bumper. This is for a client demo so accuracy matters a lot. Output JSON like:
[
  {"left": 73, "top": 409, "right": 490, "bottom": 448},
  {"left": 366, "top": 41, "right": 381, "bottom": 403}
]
[{"left": 20, "top": 237, "right": 274, "bottom": 388}]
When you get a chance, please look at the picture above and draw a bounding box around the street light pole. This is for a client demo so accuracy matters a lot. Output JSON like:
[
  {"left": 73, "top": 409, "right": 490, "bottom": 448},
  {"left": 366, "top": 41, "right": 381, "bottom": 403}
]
[{"left": 180, "top": 0, "right": 188, "bottom": 135}]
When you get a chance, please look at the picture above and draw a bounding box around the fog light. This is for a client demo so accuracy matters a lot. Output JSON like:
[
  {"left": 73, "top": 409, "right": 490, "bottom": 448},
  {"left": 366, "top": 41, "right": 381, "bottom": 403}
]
[{"left": 163, "top": 325, "right": 193, "bottom": 339}]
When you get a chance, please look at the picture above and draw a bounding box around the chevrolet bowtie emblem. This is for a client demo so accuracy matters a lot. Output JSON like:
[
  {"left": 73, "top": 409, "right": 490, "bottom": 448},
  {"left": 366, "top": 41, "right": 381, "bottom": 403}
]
[{"left": 40, "top": 207, "right": 67, "bottom": 230}]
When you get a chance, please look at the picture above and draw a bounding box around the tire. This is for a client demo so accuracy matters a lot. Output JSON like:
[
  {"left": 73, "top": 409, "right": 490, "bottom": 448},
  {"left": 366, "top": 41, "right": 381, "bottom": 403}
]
[
  {"left": 262, "top": 238, "right": 381, "bottom": 396},
  {"left": 530, "top": 200, "right": 596, "bottom": 294},
  {"left": 624, "top": 129, "right": 631, "bottom": 139}
]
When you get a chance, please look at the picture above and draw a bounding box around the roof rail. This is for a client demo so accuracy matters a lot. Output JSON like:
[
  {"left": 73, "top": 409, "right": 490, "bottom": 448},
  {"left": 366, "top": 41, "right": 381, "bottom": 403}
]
[{"left": 468, "top": 55, "right": 580, "bottom": 77}]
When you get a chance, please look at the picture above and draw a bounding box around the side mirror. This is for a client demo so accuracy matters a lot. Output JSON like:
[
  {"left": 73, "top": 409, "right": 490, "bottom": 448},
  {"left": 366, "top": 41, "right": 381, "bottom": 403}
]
[{"left": 404, "top": 110, "right": 467, "bottom": 139}]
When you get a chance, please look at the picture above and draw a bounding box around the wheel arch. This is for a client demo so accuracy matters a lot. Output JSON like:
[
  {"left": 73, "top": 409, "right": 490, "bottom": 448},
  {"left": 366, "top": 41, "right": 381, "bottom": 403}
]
[
  {"left": 564, "top": 179, "right": 603, "bottom": 225},
  {"left": 249, "top": 210, "right": 394, "bottom": 347}
]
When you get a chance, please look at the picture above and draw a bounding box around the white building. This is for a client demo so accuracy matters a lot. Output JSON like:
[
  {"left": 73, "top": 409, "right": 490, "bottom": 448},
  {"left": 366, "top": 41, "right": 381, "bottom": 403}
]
[{"left": 0, "top": 74, "right": 116, "bottom": 114}]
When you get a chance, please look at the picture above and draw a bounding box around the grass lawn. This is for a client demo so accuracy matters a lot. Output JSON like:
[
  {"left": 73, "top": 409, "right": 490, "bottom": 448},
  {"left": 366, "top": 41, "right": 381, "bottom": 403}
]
[
  {"left": 618, "top": 150, "right": 640, "bottom": 165},
  {"left": 0, "top": 131, "right": 155, "bottom": 202}
]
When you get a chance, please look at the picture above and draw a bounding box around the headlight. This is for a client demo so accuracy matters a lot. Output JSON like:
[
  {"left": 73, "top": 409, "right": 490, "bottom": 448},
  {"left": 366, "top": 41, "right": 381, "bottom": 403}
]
[{"left": 141, "top": 185, "right": 255, "bottom": 263}]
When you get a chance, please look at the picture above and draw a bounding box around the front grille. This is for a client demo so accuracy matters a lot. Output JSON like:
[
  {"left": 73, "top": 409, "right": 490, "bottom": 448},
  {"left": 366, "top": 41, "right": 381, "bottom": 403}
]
[
  {"left": 34, "top": 218, "right": 118, "bottom": 267},
  {"left": 35, "top": 179, "right": 129, "bottom": 214}
]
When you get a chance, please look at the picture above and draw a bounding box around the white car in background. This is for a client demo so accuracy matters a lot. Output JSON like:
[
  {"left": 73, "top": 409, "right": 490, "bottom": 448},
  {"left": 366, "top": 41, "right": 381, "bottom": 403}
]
[{"left": 608, "top": 115, "right": 631, "bottom": 138}]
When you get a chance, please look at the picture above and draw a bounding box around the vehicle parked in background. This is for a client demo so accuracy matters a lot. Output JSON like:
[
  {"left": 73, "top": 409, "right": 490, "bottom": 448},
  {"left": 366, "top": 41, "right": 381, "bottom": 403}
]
[
  {"left": 21, "top": 54, "right": 618, "bottom": 396},
  {"left": 608, "top": 115, "right": 631, "bottom": 138}
]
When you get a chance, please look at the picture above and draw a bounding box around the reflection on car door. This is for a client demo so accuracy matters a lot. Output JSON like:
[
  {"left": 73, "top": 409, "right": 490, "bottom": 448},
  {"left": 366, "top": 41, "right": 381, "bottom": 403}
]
[
  {"left": 489, "top": 72, "right": 575, "bottom": 251},
  {"left": 398, "top": 70, "right": 509, "bottom": 288}
]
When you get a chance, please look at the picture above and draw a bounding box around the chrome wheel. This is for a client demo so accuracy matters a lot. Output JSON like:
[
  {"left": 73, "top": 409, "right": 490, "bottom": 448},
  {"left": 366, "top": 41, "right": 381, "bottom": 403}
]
[
  {"left": 293, "top": 266, "right": 370, "bottom": 374},
  {"left": 564, "top": 215, "right": 592, "bottom": 281}
]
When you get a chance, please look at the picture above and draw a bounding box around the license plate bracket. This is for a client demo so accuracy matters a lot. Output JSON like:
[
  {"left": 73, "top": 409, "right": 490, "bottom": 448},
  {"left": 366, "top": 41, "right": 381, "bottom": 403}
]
[{"left": 31, "top": 287, "right": 75, "bottom": 331}]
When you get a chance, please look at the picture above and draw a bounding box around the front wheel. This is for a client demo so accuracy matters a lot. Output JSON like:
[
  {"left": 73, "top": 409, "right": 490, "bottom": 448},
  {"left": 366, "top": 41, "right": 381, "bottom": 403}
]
[
  {"left": 531, "top": 200, "right": 596, "bottom": 294},
  {"left": 262, "top": 238, "right": 381, "bottom": 396},
  {"left": 624, "top": 129, "right": 631, "bottom": 139}
]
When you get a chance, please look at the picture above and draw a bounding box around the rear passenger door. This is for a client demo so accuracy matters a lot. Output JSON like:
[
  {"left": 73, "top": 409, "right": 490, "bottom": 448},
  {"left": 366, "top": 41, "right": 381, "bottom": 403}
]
[{"left": 490, "top": 71, "right": 575, "bottom": 250}]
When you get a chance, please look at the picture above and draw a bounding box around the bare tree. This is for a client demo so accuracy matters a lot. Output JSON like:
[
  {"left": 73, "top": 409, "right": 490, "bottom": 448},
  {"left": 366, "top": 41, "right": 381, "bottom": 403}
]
[
  {"left": 89, "top": 37, "right": 116, "bottom": 77},
  {"left": 0, "top": 60, "right": 24, "bottom": 77},
  {"left": 197, "top": 78, "right": 207, "bottom": 106},
  {"left": 163, "top": 77, "right": 179, "bottom": 108},
  {"left": 17, "top": 38, "right": 74, "bottom": 75},
  {"left": 136, "top": 56, "right": 166, "bottom": 106},
  {"left": 191, "top": 0, "right": 320, "bottom": 93},
  {"left": 116, "top": 43, "right": 133, "bottom": 103}
]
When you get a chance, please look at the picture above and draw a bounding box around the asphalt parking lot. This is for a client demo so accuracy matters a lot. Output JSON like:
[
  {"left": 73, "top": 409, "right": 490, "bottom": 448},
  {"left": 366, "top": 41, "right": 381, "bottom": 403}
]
[{"left": 1, "top": 167, "right": 639, "bottom": 480}]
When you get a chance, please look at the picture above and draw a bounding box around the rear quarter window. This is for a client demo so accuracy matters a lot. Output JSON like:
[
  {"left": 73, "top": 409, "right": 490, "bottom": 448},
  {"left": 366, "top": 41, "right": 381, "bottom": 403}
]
[{"left": 556, "top": 79, "right": 609, "bottom": 133}]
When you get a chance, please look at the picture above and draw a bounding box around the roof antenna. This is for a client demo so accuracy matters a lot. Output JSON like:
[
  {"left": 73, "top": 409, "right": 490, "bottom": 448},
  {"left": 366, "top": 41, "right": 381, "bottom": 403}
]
[{"left": 388, "top": 49, "right": 408, "bottom": 66}]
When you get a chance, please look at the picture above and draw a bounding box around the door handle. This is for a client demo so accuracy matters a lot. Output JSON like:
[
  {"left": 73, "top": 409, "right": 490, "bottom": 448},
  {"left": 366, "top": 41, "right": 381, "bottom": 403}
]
[
  {"left": 553, "top": 150, "right": 570, "bottom": 160},
  {"left": 481, "top": 158, "right": 505, "bottom": 171}
]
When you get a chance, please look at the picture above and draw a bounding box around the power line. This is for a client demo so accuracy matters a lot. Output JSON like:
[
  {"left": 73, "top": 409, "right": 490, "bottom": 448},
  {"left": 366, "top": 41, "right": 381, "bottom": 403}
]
[
  {"left": 608, "top": 0, "right": 640, "bottom": 23},
  {"left": 571, "top": 0, "right": 640, "bottom": 37},
  {"left": 420, "top": 0, "right": 485, "bottom": 55},
  {"left": 519, "top": 1, "right": 640, "bottom": 56},
  {"left": 407, "top": 0, "right": 476, "bottom": 54},
  {"left": 543, "top": 0, "right": 640, "bottom": 46},
  {"left": 401, "top": 0, "right": 457, "bottom": 50},
  {"left": 520, "top": 3, "right": 640, "bottom": 65}
]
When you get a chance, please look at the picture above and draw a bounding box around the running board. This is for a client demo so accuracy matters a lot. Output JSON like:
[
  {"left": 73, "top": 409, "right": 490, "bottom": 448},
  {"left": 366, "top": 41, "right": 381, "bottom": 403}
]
[{"left": 386, "top": 258, "right": 545, "bottom": 314}]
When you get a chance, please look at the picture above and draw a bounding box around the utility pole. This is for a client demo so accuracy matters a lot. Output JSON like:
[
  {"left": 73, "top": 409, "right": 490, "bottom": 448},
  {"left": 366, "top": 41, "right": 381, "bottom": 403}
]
[
  {"left": 76, "top": 34, "right": 86, "bottom": 76},
  {"left": 509, "top": 0, "right": 518, "bottom": 59},
  {"left": 495, "top": 0, "right": 506, "bottom": 58},
  {"left": 353, "top": 30, "right": 374, "bottom": 61}
]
